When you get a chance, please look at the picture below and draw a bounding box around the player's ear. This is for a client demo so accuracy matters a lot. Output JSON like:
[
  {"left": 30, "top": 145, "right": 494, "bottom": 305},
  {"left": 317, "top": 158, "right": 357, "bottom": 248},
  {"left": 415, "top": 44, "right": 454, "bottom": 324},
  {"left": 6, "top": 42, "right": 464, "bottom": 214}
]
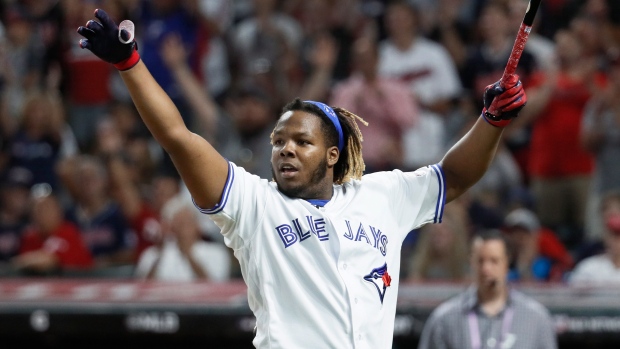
[{"left": 327, "top": 146, "right": 339, "bottom": 167}]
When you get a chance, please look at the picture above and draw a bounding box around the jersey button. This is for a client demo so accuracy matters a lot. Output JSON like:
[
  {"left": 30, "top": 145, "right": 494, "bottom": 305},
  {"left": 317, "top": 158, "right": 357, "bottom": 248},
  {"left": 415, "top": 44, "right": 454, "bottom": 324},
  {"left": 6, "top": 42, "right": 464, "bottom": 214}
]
[
  {"left": 354, "top": 298, "right": 358, "bottom": 304},
  {"left": 342, "top": 263, "right": 347, "bottom": 270}
]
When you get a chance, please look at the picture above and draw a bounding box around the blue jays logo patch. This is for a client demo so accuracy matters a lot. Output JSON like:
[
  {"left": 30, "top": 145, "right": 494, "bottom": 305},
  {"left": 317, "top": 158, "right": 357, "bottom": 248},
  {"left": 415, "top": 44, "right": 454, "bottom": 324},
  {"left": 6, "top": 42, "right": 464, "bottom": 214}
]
[{"left": 363, "top": 263, "right": 392, "bottom": 304}]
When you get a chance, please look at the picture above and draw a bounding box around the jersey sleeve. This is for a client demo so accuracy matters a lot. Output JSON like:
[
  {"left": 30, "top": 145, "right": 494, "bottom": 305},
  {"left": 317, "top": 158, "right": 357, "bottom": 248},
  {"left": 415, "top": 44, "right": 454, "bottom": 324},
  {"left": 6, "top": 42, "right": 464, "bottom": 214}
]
[
  {"left": 192, "top": 162, "right": 269, "bottom": 250},
  {"left": 194, "top": 243, "right": 230, "bottom": 282},
  {"left": 380, "top": 164, "right": 446, "bottom": 237}
]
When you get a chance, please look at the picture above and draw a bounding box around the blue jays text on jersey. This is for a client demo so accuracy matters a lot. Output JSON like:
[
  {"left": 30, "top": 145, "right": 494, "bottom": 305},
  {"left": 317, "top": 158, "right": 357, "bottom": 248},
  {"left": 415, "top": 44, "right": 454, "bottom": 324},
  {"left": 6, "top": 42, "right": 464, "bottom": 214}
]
[{"left": 275, "top": 216, "right": 388, "bottom": 255}]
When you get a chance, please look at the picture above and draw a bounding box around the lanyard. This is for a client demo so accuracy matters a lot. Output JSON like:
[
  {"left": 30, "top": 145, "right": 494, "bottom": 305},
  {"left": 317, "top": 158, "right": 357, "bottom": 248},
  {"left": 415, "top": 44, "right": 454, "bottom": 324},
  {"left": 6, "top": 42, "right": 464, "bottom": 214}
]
[{"left": 467, "top": 307, "right": 514, "bottom": 349}]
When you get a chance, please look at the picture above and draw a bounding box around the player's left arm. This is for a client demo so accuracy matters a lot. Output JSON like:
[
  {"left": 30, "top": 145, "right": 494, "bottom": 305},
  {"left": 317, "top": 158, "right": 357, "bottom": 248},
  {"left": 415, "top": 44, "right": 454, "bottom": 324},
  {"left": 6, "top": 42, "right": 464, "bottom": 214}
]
[{"left": 439, "top": 74, "right": 526, "bottom": 203}]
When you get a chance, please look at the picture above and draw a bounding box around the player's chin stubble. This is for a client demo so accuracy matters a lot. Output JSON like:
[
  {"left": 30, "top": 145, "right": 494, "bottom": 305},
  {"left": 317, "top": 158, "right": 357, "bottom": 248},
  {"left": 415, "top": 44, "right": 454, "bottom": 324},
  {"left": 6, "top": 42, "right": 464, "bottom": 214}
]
[{"left": 272, "top": 158, "right": 328, "bottom": 199}]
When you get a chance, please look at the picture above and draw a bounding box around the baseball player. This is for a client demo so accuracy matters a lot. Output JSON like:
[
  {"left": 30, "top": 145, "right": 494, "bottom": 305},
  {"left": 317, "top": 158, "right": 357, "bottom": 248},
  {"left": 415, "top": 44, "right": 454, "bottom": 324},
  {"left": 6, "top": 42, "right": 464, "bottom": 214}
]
[{"left": 77, "top": 9, "right": 527, "bottom": 349}]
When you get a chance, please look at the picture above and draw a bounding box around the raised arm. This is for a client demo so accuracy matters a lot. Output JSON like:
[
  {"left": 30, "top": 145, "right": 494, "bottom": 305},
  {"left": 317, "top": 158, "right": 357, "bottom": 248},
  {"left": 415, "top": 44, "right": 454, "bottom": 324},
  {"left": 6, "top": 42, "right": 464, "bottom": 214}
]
[
  {"left": 77, "top": 9, "right": 228, "bottom": 209},
  {"left": 440, "top": 75, "right": 526, "bottom": 203}
]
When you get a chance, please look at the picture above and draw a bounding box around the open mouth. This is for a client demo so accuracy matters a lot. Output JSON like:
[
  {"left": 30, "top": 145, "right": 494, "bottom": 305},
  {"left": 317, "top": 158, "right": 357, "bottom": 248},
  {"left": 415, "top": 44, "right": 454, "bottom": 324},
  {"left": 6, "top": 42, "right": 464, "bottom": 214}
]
[{"left": 279, "top": 164, "right": 298, "bottom": 178}]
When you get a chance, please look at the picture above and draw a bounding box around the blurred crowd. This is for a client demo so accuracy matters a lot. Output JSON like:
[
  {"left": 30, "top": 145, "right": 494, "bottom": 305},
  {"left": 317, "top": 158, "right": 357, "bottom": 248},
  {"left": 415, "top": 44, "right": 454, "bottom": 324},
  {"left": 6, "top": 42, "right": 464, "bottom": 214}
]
[{"left": 0, "top": 0, "right": 619, "bottom": 285}]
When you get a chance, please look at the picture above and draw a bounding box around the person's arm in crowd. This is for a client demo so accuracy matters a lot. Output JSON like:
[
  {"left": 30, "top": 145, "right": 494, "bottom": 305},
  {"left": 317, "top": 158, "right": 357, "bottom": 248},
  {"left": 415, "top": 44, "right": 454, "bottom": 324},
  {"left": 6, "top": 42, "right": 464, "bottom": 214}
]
[
  {"left": 144, "top": 255, "right": 161, "bottom": 280},
  {"left": 297, "top": 34, "right": 338, "bottom": 101},
  {"left": 95, "top": 248, "right": 135, "bottom": 268},
  {"left": 506, "top": 56, "right": 563, "bottom": 140},
  {"left": 96, "top": 120, "right": 142, "bottom": 222},
  {"left": 78, "top": 9, "right": 228, "bottom": 210},
  {"left": 160, "top": 33, "right": 219, "bottom": 143},
  {"left": 12, "top": 251, "right": 59, "bottom": 272},
  {"left": 580, "top": 94, "right": 608, "bottom": 153},
  {"left": 46, "top": 88, "right": 65, "bottom": 143},
  {"left": 440, "top": 75, "right": 526, "bottom": 203},
  {"left": 55, "top": 155, "right": 82, "bottom": 202},
  {"left": 134, "top": 244, "right": 163, "bottom": 280},
  {"left": 181, "top": 249, "right": 210, "bottom": 280}
]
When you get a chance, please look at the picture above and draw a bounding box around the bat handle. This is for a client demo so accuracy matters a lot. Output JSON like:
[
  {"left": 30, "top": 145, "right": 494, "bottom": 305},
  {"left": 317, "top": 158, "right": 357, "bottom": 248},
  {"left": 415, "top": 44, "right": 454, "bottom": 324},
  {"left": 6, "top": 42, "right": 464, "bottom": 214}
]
[
  {"left": 487, "top": 23, "right": 532, "bottom": 116},
  {"left": 501, "top": 23, "right": 531, "bottom": 87}
]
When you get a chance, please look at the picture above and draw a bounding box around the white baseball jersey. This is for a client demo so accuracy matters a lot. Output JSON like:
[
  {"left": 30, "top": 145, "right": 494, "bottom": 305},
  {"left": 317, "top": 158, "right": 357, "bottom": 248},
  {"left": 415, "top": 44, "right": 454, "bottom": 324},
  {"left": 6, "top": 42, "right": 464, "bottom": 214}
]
[{"left": 193, "top": 161, "right": 446, "bottom": 349}]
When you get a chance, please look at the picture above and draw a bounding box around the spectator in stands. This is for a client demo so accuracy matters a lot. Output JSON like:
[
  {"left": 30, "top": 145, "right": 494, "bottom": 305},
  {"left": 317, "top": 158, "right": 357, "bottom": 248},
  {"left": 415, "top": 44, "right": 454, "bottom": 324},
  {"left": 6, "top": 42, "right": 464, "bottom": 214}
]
[
  {"left": 378, "top": 0, "right": 461, "bottom": 116},
  {"left": 0, "top": 5, "right": 44, "bottom": 123},
  {"left": 512, "top": 27, "right": 607, "bottom": 248},
  {"left": 503, "top": 208, "right": 573, "bottom": 282},
  {"left": 191, "top": 0, "right": 233, "bottom": 99},
  {"left": 418, "top": 230, "right": 557, "bottom": 349},
  {"left": 569, "top": 190, "right": 620, "bottom": 285},
  {"left": 581, "top": 51, "right": 620, "bottom": 242},
  {"left": 458, "top": 124, "right": 525, "bottom": 232},
  {"left": 12, "top": 188, "right": 93, "bottom": 275},
  {"left": 58, "top": 155, "right": 135, "bottom": 268},
  {"left": 17, "top": 0, "right": 64, "bottom": 86},
  {"left": 159, "top": 30, "right": 277, "bottom": 180},
  {"left": 295, "top": 0, "right": 362, "bottom": 88},
  {"left": 330, "top": 36, "right": 418, "bottom": 172},
  {"left": 218, "top": 85, "right": 278, "bottom": 180},
  {"left": 0, "top": 167, "right": 33, "bottom": 264},
  {"left": 378, "top": 0, "right": 461, "bottom": 170},
  {"left": 6, "top": 89, "right": 77, "bottom": 191},
  {"left": 101, "top": 101, "right": 157, "bottom": 186},
  {"left": 134, "top": 197, "right": 230, "bottom": 282},
  {"left": 424, "top": 0, "right": 472, "bottom": 74},
  {"left": 407, "top": 205, "right": 470, "bottom": 282},
  {"left": 508, "top": 0, "right": 555, "bottom": 70},
  {"left": 132, "top": 0, "right": 203, "bottom": 127},
  {"left": 62, "top": 0, "right": 124, "bottom": 150},
  {"left": 461, "top": 0, "right": 538, "bottom": 179},
  {"left": 95, "top": 118, "right": 161, "bottom": 263},
  {"left": 461, "top": 0, "right": 538, "bottom": 97},
  {"left": 231, "top": 0, "right": 303, "bottom": 107},
  {"left": 296, "top": 31, "right": 339, "bottom": 103},
  {"left": 160, "top": 32, "right": 220, "bottom": 144}
]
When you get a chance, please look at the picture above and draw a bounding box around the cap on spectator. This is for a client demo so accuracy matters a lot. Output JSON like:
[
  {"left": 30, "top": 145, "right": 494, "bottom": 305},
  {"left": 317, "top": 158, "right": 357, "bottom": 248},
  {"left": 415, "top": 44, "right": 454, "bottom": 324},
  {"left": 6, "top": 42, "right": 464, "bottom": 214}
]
[
  {"left": 504, "top": 208, "right": 540, "bottom": 233},
  {"left": 1, "top": 167, "right": 34, "bottom": 189}
]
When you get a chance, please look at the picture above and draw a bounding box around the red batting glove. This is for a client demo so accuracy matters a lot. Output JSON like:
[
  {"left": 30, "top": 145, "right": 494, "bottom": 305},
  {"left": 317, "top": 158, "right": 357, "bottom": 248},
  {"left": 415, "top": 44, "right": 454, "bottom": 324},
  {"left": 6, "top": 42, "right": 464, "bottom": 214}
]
[{"left": 482, "top": 74, "right": 527, "bottom": 128}]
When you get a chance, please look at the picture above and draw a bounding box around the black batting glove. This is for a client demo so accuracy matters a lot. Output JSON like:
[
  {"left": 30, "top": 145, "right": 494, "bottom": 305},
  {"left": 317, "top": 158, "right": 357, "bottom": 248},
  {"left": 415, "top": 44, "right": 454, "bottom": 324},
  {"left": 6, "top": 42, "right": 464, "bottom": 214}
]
[{"left": 77, "top": 9, "right": 140, "bottom": 71}]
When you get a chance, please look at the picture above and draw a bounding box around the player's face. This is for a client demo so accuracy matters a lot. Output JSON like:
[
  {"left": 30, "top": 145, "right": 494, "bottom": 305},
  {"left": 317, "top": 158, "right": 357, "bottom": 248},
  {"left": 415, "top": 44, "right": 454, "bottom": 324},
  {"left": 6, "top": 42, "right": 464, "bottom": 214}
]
[
  {"left": 471, "top": 239, "right": 509, "bottom": 291},
  {"left": 271, "top": 110, "right": 337, "bottom": 199}
]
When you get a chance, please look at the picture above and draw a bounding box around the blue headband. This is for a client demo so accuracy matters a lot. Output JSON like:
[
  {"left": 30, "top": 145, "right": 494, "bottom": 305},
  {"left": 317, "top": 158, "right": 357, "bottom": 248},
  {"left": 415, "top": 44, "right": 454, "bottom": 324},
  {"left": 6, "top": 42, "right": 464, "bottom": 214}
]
[{"left": 304, "top": 101, "right": 344, "bottom": 152}]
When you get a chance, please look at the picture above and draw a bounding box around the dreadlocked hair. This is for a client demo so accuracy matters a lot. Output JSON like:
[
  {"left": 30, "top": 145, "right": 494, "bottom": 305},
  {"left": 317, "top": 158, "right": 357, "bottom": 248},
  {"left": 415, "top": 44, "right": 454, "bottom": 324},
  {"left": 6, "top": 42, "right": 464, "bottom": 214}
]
[
  {"left": 332, "top": 107, "right": 367, "bottom": 183},
  {"left": 280, "top": 98, "right": 367, "bottom": 184}
]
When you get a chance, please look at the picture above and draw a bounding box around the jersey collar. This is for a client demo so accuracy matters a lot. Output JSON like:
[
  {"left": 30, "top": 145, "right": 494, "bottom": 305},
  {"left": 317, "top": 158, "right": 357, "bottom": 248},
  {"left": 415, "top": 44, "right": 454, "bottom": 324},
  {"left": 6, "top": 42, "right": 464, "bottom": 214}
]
[{"left": 305, "top": 199, "right": 330, "bottom": 207}]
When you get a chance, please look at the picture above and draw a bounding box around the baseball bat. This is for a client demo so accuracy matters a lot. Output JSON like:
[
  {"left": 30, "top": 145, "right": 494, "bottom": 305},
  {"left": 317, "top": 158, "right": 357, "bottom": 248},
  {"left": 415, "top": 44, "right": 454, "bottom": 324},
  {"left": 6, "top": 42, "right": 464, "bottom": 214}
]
[{"left": 487, "top": 0, "right": 542, "bottom": 115}]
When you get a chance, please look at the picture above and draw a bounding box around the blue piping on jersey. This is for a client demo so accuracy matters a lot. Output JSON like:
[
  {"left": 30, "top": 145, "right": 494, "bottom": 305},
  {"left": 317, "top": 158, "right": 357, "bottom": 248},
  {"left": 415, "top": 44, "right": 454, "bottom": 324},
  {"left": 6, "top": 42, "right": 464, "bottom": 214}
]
[
  {"left": 430, "top": 164, "right": 446, "bottom": 223},
  {"left": 192, "top": 161, "right": 235, "bottom": 214},
  {"left": 306, "top": 199, "right": 330, "bottom": 207}
]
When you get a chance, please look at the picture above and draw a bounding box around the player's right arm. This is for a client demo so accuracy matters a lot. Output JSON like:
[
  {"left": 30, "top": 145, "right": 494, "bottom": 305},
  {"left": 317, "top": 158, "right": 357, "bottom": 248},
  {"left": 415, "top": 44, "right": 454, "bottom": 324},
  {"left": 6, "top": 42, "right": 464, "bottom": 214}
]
[
  {"left": 118, "top": 62, "right": 228, "bottom": 208},
  {"left": 77, "top": 9, "right": 228, "bottom": 209}
]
